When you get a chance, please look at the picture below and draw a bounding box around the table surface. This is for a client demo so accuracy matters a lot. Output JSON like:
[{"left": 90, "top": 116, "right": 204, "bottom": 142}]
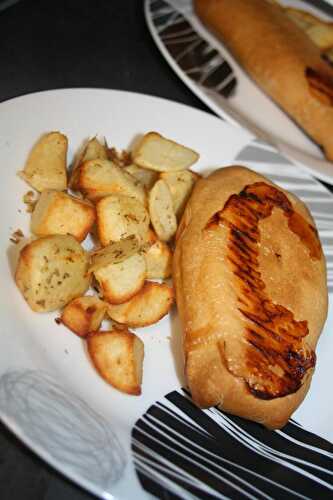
[{"left": 0, "top": 1, "right": 332, "bottom": 500}]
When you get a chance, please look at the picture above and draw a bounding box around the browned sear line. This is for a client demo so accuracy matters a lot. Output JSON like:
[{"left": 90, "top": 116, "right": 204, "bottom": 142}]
[
  {"left": 306, "top": 67, "right": 333, "bottom": 106},
  {"left": 206, "top": 182, "right": 319, "bottom": 400}
]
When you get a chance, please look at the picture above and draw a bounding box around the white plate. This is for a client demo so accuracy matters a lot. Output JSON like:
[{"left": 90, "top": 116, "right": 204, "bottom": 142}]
[
  {"left": 145, "top": 0, "right": 333, "bottom": 185},
  {"left": 0, "top": 89, "right": 333, "bottom": 500}
]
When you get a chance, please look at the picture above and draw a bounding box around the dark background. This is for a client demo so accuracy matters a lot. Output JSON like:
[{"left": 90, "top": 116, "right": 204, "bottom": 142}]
[
  {"left": 0, "top": 0, "right": 207, "bottom": 108},
  {"left": 0, "top": 1, "right": 332, "bottom": 499}
]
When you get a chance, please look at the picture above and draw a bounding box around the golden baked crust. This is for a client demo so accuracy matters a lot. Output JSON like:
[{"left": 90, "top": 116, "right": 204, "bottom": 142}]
[
  {"left": 173, "top": 166, "right": 328, "bottom": 429},
  {"left": 194, "top": 0, "right": 333, "bottom": 160}
]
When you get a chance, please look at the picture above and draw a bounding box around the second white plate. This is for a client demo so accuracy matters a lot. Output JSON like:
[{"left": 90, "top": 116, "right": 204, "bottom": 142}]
[{"left": 145, "top": 0, "right": 333, "bottom": 185}]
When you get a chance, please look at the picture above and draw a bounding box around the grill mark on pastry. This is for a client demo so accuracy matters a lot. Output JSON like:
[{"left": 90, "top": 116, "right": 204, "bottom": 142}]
[
  {"left": 205, "top": 182, "right": 321, "bottom": 400},
  {"left": 306, "top": 67, "right": 333, "bottom": 106}
]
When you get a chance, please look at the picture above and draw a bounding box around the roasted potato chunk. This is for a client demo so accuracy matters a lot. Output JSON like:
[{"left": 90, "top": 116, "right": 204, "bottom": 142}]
[
  {"left": 96, "top": 194, "right": 150, "bottom": 247},
  {"left": 94, "top": 252, "right": 146, "bottom": 304},
  {"left": 87, "top": 328, "right": 144, "bottom": 395},
  {"left": 61, "top": 295, "right": 107, "bottom": 337},
  {"left": 144, "top": 235, "right": 172, "bottom": 279},
  {"left": 132, "top": 131, "right": 199, "bottom": 172},
  {"left": 15, "top": 235, "right": 90, "bottom": 312},
  {"left": 285, "top": 7, "right": 333, "bottom": 50},
  {"left": 160, "top": 170, "right": 199, "bottom": 219},
  {"left": 107, "top": 147, "right": 132, "bottom": 167},
  {"left": 31, "top": 190, "right": 96, "bottom": 242},
  {"left": 70, "top": 137, "right": 108, "bottom": 190},
  {"left": 107, "top": 281, "right": 174, "bottom": 327},
  {"left": 124, "top": 164, "right": 158, "bottom": 190},
  {"left": 148, "top": 179, "right": 177, "bottom": 242},
  {"left": 20, "top": 132, "right": 68, "bottom": 192},
  {"left": 75, "top": 159, "right": 146, "bottom": 204},
  {"left": 88, "top": 236, "right": 140, "bottom": 274}
]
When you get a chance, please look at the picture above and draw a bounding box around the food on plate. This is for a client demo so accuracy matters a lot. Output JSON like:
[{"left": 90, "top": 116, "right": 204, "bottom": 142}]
[
  {"left": 93, "top": 252, "right": 147, "bottom": 304},
  {"left": 282, "top": 6, "right": 333, "bottom": 55},
  {"left": 144, "top": 231, "right": 173, "bottom": 279},
  {"left": 285, "top": 7, "right": 333, "bottom": 65},
  {"left": 132, "top": 131, "right": 199, "bottom": 172},
  {"left": 88, "top": 235, "right": 140, "bottom": 274},
  {"left": 15, "top": 129, "right": 200, "bottom": 396},
  {"left": 87, "top": 328, "right": 144, "bottom": 395},
  {"left": 107, "top": 281, "right": 174, "bottom": 327},
  {"left": 23, "top": 190, "right": 38, "bottom": 213},
  {"left": 73, "top": 158, "right": 147, "bottom": 204},
  {"left": 31, "top": 189, "right": 96, "bottom": 242},
  {"left": 269, "top": 2, "right": 333, "bottom": 64},
  {"left": 10, "top": 229, "right": 24, "bottom": 244},
  {"left": 61, "top": 295, "right": 107, "bottom": 337},
  {"left": 173, "top": 166, "right": 328, "bottom": 429},
  {"left": 106, "top": 147, "right": 132, "bottom": 167},
  {"left": 72, "top": 136, "right": 108, "bottom": 169},
  {"left": 149, "top": 179, "right": 177, "bottom": 242},
  {"left": 96, "top": 194, "right": 150, "bottom": 247},
  {"left": 70, "top": 136, "right": 108, "bottom": 190},
  {"left": 15, "top": 234, "right": 90, "bottom": 312},
  {"left": 160, "top": 170, "right": 200, "bottom": 219},
  {"left": 194, "top": 0, "right": 333, "bottom": 160},
  {"left": 20, "top": 131, "right": 68, "bottom": 191},
  {"left": 124, "top": 164, "right": 158, "bottom": 190}
]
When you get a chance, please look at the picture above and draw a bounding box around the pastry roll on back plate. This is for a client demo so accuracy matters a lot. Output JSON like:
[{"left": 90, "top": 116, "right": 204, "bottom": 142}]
[
  {"left": 173, "top": 166, "right": 328, "bottom": 429},
  {"left": 194, "top": 0, "right": 333, "bottom": 161}
]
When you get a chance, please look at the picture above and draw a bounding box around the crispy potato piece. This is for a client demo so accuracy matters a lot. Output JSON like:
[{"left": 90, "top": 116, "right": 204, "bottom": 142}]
[
  {"left": 96, "top": 194, "right": 150, "bottom": 247},
  {"left": 132, "top": 132, "right": 199, "bottom": 172},
  {"left": 144, "top": 238, "right": 173, "bottom": 279},
  {"left": 160, "top": 170, "right": 199, "bottom": 219},
  {"left": 145, "top": 228, "right": 158, "bottom": 246},
  {"left": 31, "top": 190, "right": 96, "bottom": 242},
  {"left": 148, "top": 179, "right": 177, "bottom": 242},
  {"left": 94, "top": 252, "right": 146, "bottom": 304},
  {"left": 75, "top": 159, "right": 146, "bottom": 204},
  {"left": 20, "top": 132, "right": 68, "bottom": 192},
  {"left": 285, "top": 7, "right": 314, "bottom": 30},
  {"left": 70, "top": 137, "right": 108, "bottom": 190},
  {"left": 107, "top": 281, "right": 174, "bottom": 327},
  {"left": 23, "top": 190, "right": 39, "bottom": 213},
  {"left": 107, "top": 147, "right": 132, "bottom": 167},
  {"left": 88, "top": 236, "right": 140, "bottom": 273},
  {"left": 61, "top": 295, "right": 107, "bottom": 337},
  {"left": 87, "top": 328, "right": 144, "bottom": 395},
  {"left": 285, "top": 7, "right": 333, "bottom": 50},
  {"left": 15, "top": 235, "right": 90, "bottom": 312},
  {"left": 307, "top": 24, "right": 333, "bottom": 51},
  {"left": 124, "top": 164, "right": 158, "bottom": 190}
]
